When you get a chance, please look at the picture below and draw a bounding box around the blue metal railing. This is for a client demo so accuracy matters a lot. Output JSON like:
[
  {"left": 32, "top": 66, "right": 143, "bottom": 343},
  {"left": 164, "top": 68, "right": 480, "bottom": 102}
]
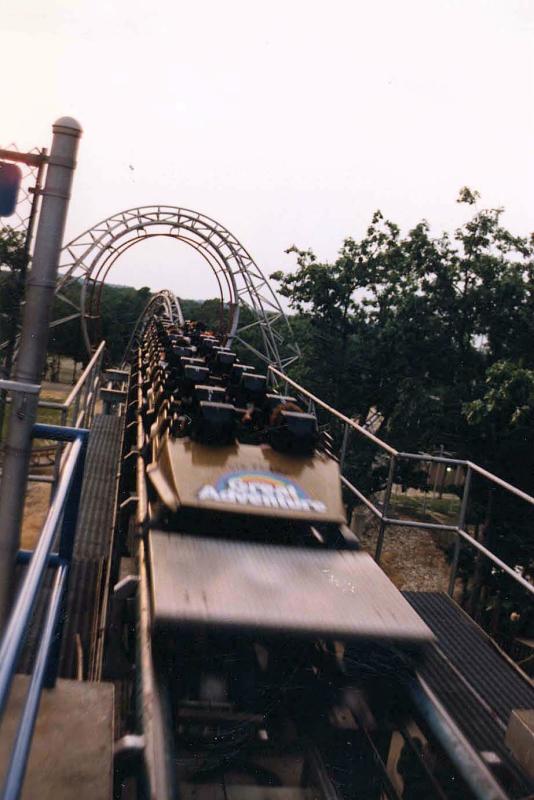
[{"left": 0, "top": 423, "right": 88, "bottom": 800}]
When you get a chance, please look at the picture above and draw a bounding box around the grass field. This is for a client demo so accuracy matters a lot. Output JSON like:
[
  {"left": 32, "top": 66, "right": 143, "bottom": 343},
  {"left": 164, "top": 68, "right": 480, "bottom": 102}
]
[
  {"left": 388, "top": 492, "right": 461, "bottom": 524},
  {"left": 0, "top": 381, "right": 73, "bottom": 549},
  {"left": 1, "top": 384, "right": 71, "bottom": 445}
]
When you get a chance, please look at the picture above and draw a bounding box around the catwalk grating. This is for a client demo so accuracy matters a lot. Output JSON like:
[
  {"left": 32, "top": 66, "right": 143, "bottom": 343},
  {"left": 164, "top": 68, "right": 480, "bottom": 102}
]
[
  {"left": 405, "top": 591, "right": 534, "bottom": 798},
  {"left": 73, "top": 414, "right": 123, "bottom": 560},
  {"left": 18, "top": 415, "right": 124, "bottom": 679},
  {"left": 60, "top": 414, "right": 123, "bottom": 677}
]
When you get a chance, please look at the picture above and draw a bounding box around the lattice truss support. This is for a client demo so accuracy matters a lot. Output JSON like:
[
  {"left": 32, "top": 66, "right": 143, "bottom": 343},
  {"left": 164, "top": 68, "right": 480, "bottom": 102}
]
[{"left": 55, "top": 206, "right": 300, "bottom": 369}]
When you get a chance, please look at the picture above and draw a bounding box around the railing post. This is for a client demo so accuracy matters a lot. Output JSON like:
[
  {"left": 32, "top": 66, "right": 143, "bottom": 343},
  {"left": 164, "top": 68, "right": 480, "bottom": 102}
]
[
  {"left": 95, "top": 348, "right": 104, "bottom": 419},
  {"left": 89, "top": 362, "right": 100, "bottom": 423},
  {"left": 81, "top": 368, "right": 91, "bottom": 427},
  {"left": 448, "top": 466, "right": 472, "bottom": 597},
  {"left": 0, "top": 117, "right": 82, "bottom": 628},
  {"left": 86, "top": 366, "right": 95, "bottom": 426},
  {"left": 71, "top": 390, "right": 80, "bottom": 427},
  {"left": 339, "top": 422, "right": 350, "bottom": 473},
  {"left": 90, "top": 366, "right": 97, "bottom": 424},
  {"left": 375, "top": 454, "right": 396, "bottom": 564},
  {"left": 57, "top": 433, "right": 88, "bottom": 563},
  {"left": 51, "top": 406, "right": 68, "bottom": 494},
  {"left": 44, "top": 431, "right": 88, "bottom": 687},
  {"left": 0, "top": 435, "right": 83, "bottom": 720}
]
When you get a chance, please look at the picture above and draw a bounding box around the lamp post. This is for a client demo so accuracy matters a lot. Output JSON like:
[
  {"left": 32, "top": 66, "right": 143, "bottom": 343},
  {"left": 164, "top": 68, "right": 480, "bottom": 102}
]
[{"left": 0, "top": 117, "right": 82, "bottom": 627}]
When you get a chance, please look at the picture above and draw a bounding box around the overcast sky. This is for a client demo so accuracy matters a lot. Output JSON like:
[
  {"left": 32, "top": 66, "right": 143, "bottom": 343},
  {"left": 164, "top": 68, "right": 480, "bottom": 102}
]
[{"left": 2, "top": 0, "right": 533, "bottom": 300}]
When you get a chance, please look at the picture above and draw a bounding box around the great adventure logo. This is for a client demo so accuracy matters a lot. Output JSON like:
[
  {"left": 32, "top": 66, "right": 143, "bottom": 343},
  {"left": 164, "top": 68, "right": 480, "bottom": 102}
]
[{"left": 197, "top": 470, "right": 327, "bottom": 513}]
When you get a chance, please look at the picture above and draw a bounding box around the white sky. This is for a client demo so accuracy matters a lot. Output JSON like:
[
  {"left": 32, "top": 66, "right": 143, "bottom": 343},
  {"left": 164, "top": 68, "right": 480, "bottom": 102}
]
[{"left": 2, "top": 0, "right": 533, "bottom": 300}]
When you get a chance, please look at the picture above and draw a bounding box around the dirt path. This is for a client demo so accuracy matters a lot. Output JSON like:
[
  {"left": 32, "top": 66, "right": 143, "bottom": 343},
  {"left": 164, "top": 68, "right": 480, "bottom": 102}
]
[
  {"left": 41, "top": 382, "right": 71, "bottom": 400},
  {"left": 21, "top": 481, "right": 52, "bottom": 550},
  {"left": 353, "top": 508, "right": 451, "bottom": 592},
  {"left": 19, "top": 382, "right": 71, "bottom": 550}
]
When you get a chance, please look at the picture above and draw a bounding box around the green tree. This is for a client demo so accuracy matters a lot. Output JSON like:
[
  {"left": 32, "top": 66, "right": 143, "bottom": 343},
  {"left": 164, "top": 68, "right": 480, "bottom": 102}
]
[
  {"left": 461, "top": 362, "right": 534, "bottom": 630},
  {"left": 0, "top": 225, "right": 27, "bottom": 374},
  {"left": 272, "top": 192, "right": 533, "bottom": 449},
  {"left": 0, "top": 226, "right": 27, "bottom": 434}
]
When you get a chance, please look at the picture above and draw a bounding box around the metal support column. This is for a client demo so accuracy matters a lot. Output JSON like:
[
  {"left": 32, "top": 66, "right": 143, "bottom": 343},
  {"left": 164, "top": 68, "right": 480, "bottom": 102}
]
[
  {"left": 375, "top": 455, "right": 396, "bottom": 564},
  {"left": 339, "top": 422, "right": 350, "bottom": 472},
  {"left": 0, "top": 117, "right": 82, "bottom": 628},
  {"left": 448, "top": 465, "right": 472, "bottom": 596}
]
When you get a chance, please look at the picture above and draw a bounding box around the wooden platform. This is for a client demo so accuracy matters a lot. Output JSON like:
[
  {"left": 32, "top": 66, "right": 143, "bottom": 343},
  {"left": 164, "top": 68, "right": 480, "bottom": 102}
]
[
  {"left": 0, "top": 676, "right": 114, "bottom": 800},
  {"left": 149, "top": 532, "right": 433, "bottom": 645}
]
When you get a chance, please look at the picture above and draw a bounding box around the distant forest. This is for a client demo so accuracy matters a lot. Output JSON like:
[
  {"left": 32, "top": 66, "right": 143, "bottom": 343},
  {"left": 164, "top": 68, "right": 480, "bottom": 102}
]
[
  {"left": 0, "top": 236, "right": 269, "bottom": 375},
  {"left": 43, "top": 289, "right": 266, "bottom": 369}
]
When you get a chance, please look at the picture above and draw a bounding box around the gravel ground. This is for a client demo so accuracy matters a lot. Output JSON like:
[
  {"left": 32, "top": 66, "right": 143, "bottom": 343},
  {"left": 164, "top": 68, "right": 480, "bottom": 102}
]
[
  {"left": 353, "top": 508, "right": 452, "bottom": 592},
  {"left": 21, "top": 481, "right": 52, "bottom": 550}
]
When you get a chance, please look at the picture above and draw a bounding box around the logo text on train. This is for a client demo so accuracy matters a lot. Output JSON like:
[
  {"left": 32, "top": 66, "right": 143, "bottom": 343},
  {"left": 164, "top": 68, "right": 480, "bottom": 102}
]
[{"left": 197, "top": 470, "right": 327, "bottom": 513}]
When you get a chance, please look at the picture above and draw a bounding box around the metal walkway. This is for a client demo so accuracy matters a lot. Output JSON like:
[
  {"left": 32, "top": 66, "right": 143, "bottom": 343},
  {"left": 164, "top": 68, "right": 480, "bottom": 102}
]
[
  {"left": 405, "top": 591, "right": 534, "bottom": 798},
  {"left": 59, "top": 414, "right": 123, "bottom": 679},
  {"left": 18, "top": 415, "right": 124, "bottom": 680}
]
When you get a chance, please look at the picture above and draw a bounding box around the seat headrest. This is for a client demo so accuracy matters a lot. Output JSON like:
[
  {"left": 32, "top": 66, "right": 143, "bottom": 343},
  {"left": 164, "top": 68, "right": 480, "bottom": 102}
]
[
  {"left": 215, "top": 349, "right": 236, "bottom": 368},
  {"left": 229, "top": 363, "right": 255, "bottom": 385},
  {"left": 192, "top": 401, "right": 236, "bottom": 445},
  {"left": 183, "top": 364, "right": 210, "bottom": 383},
  {"left": 240, "top": 372, "right": 267, "bottom": 398},
  {"left": 268, "top": 410, "right": 318, "bottom": 455},
  {"left": 194, "top": 384, "right": 226, "bottom": 403},
  {"left": 265, "top": 393, "right": 297, "bottom": 411}
]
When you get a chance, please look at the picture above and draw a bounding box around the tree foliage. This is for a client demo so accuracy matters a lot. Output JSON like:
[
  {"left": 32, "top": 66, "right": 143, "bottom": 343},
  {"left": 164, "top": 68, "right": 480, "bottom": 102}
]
[{"left": 0, "top": 226, "right": 26, "bottom": 366}]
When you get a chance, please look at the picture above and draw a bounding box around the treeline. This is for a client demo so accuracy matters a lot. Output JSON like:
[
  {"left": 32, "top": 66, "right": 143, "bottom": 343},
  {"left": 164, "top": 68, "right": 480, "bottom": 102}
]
[
  {"left": 48, "top": 283, "right": 153, "bottom": 367},
  {"left": 49, "top": 288, "right": 268, "bottom": 368},
  {"left": 0, "top": 228, "right": 267, "bottom": 374}
]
